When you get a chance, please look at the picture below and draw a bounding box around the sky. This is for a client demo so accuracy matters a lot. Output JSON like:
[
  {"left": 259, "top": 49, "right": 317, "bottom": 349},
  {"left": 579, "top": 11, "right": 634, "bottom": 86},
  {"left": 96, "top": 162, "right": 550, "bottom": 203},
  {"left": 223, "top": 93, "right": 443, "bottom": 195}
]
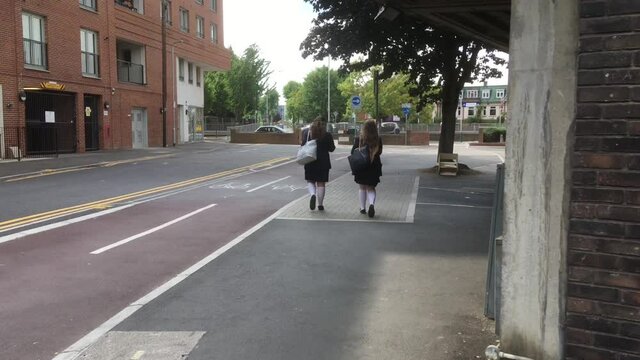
[
  {"left": 223, "top": 0, "right": 325, "bottom": 104},
  {"left": 223, "top": 0, "right": 508, "bottom": 106}
]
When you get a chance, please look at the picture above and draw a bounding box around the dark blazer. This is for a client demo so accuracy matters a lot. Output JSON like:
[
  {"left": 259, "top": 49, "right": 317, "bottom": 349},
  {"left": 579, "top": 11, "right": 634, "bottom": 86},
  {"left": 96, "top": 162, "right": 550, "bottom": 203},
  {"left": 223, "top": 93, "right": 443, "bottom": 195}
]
[
  {"left": 302, "top": 129, "right": 336, "bottom": 182},
  {"left": 351, "top": 136, "right": 383, "bottom": 186}
]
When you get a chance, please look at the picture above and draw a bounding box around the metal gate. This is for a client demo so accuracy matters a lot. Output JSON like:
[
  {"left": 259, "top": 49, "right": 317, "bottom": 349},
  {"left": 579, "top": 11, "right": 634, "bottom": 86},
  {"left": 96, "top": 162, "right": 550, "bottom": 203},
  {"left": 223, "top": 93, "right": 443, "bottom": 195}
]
[
  {"left": 25, "top": 91, "right": 76, "bottom": 155},
  {"left": 84, "top": 95, "right": 100, "bottom": 151}
]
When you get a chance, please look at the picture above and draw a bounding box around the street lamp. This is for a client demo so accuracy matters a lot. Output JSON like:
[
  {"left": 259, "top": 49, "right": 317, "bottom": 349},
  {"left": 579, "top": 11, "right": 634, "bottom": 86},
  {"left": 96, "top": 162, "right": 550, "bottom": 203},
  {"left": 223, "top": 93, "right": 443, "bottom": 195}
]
[{"left": 324, "top": 44, "right": 330, "bottom": 131}]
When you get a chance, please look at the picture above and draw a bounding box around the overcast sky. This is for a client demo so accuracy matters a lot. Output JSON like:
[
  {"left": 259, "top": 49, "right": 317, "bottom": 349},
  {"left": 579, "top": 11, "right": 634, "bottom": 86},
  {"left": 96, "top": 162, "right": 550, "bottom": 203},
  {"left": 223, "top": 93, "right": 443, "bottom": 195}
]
[{"left": 223, "top": 0, "right": 508, "bottom": 106}]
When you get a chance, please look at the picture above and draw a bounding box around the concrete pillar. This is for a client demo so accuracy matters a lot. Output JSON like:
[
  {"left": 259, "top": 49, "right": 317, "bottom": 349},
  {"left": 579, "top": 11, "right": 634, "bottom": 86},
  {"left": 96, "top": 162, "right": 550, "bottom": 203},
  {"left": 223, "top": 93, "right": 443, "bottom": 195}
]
[{"left": 501, "top": 0, "right": 578, "bottom": 358}]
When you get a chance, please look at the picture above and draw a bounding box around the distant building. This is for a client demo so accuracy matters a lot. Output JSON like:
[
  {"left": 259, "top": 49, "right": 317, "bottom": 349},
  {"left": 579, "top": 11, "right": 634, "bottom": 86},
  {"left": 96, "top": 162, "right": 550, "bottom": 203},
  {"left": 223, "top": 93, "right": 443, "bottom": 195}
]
[
  {"left": 456, "top": 84, "right": 508, "bottom": 121},
  {"left": 0, "top": 0, "right": 231, "bottom": 158}
]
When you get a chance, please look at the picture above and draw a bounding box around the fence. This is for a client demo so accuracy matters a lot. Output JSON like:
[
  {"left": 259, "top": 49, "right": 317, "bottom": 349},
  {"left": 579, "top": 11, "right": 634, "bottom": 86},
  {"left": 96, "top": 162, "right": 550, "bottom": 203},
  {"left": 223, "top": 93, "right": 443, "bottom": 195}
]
[
  {"left": 485, "top": 163, "right": 505, "bottom": 333},
  {"left": 0, "top": 126, "right": 76, "bottom": 160}
]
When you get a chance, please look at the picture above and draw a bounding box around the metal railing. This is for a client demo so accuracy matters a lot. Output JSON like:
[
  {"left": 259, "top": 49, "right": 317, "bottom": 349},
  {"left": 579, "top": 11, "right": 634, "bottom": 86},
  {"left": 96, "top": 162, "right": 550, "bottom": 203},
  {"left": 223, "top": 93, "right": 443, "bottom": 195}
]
[
  {"left": 0, "top": 126, "right": 74, "bottom": 161},
  {"left": 117, "top": 59, "right": 144, "bottom": 84}
]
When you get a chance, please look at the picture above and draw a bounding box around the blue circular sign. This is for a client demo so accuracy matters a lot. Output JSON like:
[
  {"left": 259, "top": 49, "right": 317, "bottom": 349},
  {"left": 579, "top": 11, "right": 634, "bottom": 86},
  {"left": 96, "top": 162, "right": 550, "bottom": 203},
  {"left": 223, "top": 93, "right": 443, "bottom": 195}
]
[{"left": 351, "top": 96, "right": 361, "bottom": 108}]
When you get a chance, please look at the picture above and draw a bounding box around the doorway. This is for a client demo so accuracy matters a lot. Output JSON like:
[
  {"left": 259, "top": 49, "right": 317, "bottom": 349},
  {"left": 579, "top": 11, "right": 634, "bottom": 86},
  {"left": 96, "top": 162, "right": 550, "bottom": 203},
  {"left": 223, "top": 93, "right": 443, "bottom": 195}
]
[
  {"left": 131, "top": 108, "right": 148, "bottom": 148},
  {"left": 84, "top": 95, "right": 100, "bottom": 151}
]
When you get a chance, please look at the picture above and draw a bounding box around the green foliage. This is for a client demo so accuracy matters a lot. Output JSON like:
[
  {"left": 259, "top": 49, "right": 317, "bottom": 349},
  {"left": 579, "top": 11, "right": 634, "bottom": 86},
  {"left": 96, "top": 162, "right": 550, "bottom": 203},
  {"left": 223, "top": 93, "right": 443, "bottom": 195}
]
[
  {"left": 204, "top": 71, "right": 232, "bottom": 116},
  {"left": 227, "top": 45, "right": 272, "bottom": 121},
  {"left": 295, "top": 66, "right": 347, "bottom": 123},
  {"left": 258, "top": 88, "right": 280, "bottom": 122},
  {"left": 483, "top": 126, "right": 506, "bottom": 143}
]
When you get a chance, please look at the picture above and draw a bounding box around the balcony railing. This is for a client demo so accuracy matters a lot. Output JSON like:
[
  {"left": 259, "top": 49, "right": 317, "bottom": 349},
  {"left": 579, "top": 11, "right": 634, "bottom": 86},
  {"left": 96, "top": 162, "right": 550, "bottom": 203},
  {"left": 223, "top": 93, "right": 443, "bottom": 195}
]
[
  {"left": 117, "top": 59, "right": 144, "bottom": 85},
  {"left": 23, "top": 39, "right": 48, "bottom": 69}
]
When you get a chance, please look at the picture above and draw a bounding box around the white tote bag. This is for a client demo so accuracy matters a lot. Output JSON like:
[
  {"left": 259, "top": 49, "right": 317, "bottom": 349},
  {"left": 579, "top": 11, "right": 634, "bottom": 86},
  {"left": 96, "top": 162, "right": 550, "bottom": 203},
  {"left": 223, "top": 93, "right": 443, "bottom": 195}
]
[{"left": 296, "top": 129, "right": 317, "bottom": 165}]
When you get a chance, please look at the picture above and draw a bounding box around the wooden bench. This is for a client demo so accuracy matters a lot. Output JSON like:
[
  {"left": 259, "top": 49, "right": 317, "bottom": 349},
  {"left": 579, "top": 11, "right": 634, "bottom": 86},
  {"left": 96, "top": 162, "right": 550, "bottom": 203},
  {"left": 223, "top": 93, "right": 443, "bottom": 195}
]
[{"left": 437, "top": 153, "right": 459, "bottom": 176}]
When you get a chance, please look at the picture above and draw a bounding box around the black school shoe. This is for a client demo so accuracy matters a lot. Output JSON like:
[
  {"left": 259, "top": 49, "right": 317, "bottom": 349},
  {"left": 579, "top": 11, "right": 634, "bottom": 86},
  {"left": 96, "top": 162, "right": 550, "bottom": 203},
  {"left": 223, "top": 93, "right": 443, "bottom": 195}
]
[
  {"left": 360, "top": 209, "right": 366, "bottom": 214},
  {"left": 368, "top": 204, "right": 375, "bottom": 218},
  {"left": 310, "top": 195, "right": 316, "bottom": 210},
  {"left": 318, "top": 205, "right": 324, "bottom": 211}
]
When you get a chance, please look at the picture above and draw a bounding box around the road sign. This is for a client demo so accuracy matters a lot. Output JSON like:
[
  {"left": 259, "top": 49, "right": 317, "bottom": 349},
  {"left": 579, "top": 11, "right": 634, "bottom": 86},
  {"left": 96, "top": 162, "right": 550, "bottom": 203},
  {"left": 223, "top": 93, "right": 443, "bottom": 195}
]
[
  {"left": 402, "top": 107, "right": 410, "bottom": 116},
  {"left": 351, "top": 96, "right": 362, "bottom": 110}
]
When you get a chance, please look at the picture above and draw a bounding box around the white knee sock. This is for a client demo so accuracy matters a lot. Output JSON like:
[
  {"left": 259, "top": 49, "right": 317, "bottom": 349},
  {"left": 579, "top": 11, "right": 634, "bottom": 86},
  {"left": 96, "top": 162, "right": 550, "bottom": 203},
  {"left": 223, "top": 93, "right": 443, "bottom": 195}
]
[
  {"left": 367, "top": 189, "right": 376, "bottom": 206},
  {"left": 359, "top": 189, "right": 367, "bottom": 210},
  {"left": 307, "top": 182, "right": 316, "bottom": 196},
  {"left": 317, "top": 187, "right": 325, "bottom": 206}
]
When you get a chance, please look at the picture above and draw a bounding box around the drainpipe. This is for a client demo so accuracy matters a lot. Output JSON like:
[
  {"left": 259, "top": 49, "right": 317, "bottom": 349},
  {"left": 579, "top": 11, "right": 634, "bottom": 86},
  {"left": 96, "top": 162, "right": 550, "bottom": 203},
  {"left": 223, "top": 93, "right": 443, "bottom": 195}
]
[{"left": 485, "top": 345, "right": 534, "bottom": 360}]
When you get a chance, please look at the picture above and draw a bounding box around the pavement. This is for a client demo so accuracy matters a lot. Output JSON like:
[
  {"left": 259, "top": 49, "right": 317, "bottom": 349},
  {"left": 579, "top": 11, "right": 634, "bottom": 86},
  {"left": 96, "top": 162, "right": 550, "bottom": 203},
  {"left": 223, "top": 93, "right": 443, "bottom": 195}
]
[{"left": 3, "top": 141, "right": 502, "bottom": 360}]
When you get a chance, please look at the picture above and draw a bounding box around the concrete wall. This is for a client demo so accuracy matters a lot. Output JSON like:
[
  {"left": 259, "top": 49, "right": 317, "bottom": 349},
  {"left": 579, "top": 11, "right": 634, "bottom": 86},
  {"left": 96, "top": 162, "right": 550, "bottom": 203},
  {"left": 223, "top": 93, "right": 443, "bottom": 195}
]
[{"left": 501, "top": 0, "right": 578, "bottom": 358}]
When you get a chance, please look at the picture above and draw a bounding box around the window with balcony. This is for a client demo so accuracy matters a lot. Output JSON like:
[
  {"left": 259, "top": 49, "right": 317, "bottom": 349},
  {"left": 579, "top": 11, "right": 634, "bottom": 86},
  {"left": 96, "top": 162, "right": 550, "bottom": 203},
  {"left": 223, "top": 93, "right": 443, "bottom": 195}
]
[
  {"left": 467, "top": 89, "right": 478, "bottom": 98},
  {"left": 210, "top": 0, "right": 217, "bottom": 11},
  {"left": 210, "top": 23, "right": 217, "bottom": 44},
  {"left": 196, "top": 66, "right": 201, "bottom": 87},
  {"left": 482, "top": 89, "right": 490, "bottom": 99},
  {"left": 178, "top": 58, "right": 184, "bottom": 81},
  {"left": 496, "top": 89, "right": 505, "bottom": 98},
  {"left": 81, "top": 29, "right": 100, "bottom": 77},
  {"left": 115, "top": 0, "right": 144, "bottom": 14},
  {"left": 490, "top": 106, "right": 497, "bottom": 116},
  {"left": 162, "top": 0, "right": 172, "bottom": 25},
  {"left": 196, "top": 16, "right": 204, "bottom": 38},
  {"left": 188, "top": 62, "right": 193, "bottom": 84},
  {"left": 117, "top": 40, "right": 145, "bottom": 85},
  {"left": 80, "top": 0, "right": 97, "bottom": 11},
  {"left": 179, "top": 8, "right": 189, "bottom": 32},
  {"left": 22, "top": 13, "right": 47, "bottom": 69}
]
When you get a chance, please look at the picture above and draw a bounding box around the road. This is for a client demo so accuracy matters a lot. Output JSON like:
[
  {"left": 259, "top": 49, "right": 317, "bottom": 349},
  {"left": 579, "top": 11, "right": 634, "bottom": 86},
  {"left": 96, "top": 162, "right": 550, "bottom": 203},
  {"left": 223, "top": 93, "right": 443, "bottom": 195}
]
[{"left": 0, "top": 141, "right": 505, "bottom": 360}]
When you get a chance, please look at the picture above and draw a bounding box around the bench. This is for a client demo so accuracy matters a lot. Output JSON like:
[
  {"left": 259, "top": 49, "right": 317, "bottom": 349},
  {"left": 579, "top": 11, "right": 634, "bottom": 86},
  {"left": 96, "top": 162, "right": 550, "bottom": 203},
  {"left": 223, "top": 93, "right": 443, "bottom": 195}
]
[{"left": 437, "top": 153, "right": 459, "bottom": 176}]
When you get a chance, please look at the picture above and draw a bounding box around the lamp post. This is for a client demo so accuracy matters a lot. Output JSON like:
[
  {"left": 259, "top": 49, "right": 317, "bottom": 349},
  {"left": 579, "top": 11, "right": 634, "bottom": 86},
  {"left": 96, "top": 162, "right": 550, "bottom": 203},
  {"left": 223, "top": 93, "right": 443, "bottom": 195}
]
[{"left": 324, "top": 44, "right": 330, "bottom": 130}]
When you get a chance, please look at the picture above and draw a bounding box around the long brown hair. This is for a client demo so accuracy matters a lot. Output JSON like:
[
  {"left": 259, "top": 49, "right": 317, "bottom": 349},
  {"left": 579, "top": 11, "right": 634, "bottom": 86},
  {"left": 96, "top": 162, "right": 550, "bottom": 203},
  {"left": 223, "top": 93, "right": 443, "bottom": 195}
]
[
  {"left": 360, "top": 120, "right": 379, "bottom": 162},
  {"left": 310, "top": 117, "right": 326, "bottom": 140}
]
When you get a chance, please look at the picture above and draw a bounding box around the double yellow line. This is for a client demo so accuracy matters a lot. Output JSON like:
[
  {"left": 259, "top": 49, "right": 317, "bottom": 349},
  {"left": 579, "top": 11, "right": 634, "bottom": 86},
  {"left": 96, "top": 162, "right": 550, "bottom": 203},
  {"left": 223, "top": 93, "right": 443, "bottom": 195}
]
[{"left": 0, "top": 157, "right": 291, "bottom": 233}]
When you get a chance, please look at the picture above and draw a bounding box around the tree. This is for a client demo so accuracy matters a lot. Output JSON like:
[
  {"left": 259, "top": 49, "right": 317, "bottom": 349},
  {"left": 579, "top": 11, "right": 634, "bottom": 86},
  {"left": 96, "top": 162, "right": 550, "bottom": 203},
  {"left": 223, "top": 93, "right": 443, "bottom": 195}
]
[
  {"left": 300, "top": 0, "right": 505, "bottom": 155},
  {"left": 258, "top": 88, "right": 280, "bottom": 123},
  {"left": 283, "top": 81, "right": 304, "bottom": 125},
  {"left": 227, "top": 45, "right": 272, "bottom": 122},
  {"left": 298, "top": 66, "right": 347, "bottom": 123},
  {"left": 204, "top": 70, "right": 232, "bottom": 117}
]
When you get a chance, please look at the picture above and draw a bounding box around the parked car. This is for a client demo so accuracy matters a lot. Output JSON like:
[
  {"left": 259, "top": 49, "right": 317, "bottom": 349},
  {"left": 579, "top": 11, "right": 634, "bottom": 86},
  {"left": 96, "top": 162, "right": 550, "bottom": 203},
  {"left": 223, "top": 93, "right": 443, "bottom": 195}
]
[
  {"left": 380, "top": 122, "right": 401, "bottom": 134},
  {"left": 255, "top": 125, "right": 289, "bottom": 133}
]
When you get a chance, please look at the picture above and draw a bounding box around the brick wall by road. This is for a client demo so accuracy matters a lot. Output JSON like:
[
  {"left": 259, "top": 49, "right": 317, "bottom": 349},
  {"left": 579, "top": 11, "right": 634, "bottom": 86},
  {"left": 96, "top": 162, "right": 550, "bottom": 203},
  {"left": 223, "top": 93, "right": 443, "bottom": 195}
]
[{"left": 566, "top": 1, "right": 640, "bottom": 359}]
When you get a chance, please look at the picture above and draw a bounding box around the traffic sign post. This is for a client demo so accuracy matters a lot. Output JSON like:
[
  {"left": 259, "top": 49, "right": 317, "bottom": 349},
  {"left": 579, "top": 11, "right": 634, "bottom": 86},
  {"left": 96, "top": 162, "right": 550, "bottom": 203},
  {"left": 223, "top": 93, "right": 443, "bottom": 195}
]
[{"left": 351, "top": 96, "right": 362, "bottom": 110}]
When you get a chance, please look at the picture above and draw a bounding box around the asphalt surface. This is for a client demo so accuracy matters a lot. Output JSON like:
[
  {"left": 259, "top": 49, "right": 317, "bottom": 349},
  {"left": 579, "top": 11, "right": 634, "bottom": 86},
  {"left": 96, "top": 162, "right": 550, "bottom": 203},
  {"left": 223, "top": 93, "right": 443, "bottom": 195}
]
[{"left": 0, "top": 140, "right": 505, "bottom": 360}]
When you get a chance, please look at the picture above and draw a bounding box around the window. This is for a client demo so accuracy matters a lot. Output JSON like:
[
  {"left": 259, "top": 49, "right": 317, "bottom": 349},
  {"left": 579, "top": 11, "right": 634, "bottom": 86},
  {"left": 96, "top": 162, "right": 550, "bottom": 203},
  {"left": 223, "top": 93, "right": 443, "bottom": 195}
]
[
  {"left": 468, "top": 107, "right": 475, "bottom": 116},
  {"left": 210, "top": 0, "right": 217, "bottom": 11},
  {"left": 81, "top": 29, "right": 99, "bottom": 76},
  {"left": 196, "top": 66, "right": 201, "bottom": 87},
  {"left": 179, "top": 8, "right": 189, "bottom": 32},
  {"left": 115, "top": 0, "right": 144, "bottom": 14},
  {"left": 467, "top": 89, "right": 478, "bottom": 98},
  {"left": 482, "top": 89, "right": 490, "bottom": 99},
  {"left": 457, "top": 107, "right": 461, "bottom": 116},
  {"left": 483, "top": 107, "right": 487, "bottom": 116},
  {"left": 490, "top": 106, "right": 497, "bottom": 116},
  {"left": 459, "top": 91, "right": 463, "bottom": 99},
  {"left": 80, "top": 0, "right": 97, "bottom": 11},
  {"left": 178, "top": 58, "right": 184, "bottom": 81},
  {"left": 195, "top": 0, "right": 203, "bottom": 4},
  {"left": 162, "top": 0, "right": 172, "bottom": 25},
  {"left": 196, "top": 16, "right": 204, "bottom": 38},
  {"left": 210, "top": 23, "right": 218, "bottom": 44},
  {"left": 22, "top": 13, "right": 47, "bottom": 69},
  {"left": 496, "top": 89, "right": 505, "bottom": 98},
  {"left": 188, "top": 62, "right": 193, "bottom": 84}
]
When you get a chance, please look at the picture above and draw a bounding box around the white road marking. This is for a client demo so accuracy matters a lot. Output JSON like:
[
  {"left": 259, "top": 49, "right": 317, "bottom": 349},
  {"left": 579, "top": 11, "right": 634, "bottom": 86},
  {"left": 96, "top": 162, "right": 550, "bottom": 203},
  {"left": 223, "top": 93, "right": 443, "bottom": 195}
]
[
  {"left": 405, "top": 176, "right": 420, "bottom": 223},
  {"left": 494, "top": 153, "right": 505, "bottom": 162},
  {"left": 0, "top": 204, "right": 136, "bottom": 245},
  {"left": 335, "top": 155, "right": 349, "bottom": 161},
  {"left": 52, "top": 194, "right": 306, "bottom": 360},
  {"left": 246, "top": 176, "right": 290, "bottom": 193},
  {"left": 416, "top": 202, "right": 492, "bottom": 209},
  {"left": 131, "top": 350, "right": 145, "bottom": 360},
  {"left": 90, "top": 204, "right": 217, "bottom": 255}
]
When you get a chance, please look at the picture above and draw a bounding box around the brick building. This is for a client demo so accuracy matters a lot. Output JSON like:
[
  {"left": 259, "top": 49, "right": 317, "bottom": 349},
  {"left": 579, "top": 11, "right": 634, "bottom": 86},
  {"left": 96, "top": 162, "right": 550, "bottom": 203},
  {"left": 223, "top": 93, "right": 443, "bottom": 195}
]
[
  {"left": 377, "top": 0, "right": 639, "bottom": 358},
  {"left": 456, "top": 84, "right": 508, "bottom": 121},
  {"left": 0, "top": 0, "right": 230, "bottom": 158}
]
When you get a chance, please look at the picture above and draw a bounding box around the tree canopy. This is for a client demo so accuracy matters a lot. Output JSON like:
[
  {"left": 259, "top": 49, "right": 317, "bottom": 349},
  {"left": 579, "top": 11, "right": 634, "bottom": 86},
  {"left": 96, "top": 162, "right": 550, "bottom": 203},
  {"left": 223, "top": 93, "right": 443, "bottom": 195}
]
[
  {"left": 226, "top": 45, "right": 272, "bottom": 121},
  {"left": 300, "top": 0, "right": 505, "bottom": 154}
]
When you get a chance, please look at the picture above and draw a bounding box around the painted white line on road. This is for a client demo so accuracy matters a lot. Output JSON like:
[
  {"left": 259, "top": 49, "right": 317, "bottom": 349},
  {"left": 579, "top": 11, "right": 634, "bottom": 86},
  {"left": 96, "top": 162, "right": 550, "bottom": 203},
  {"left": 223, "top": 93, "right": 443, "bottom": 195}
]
[
  {"left": 405, "top": 176, "right": 420, "bottom": 223},
  {"left": 335, "top": 155, "right": 349, "bottom": 161},
  {"left": 53, "top": 194, "right": 307, "bottom": 360},
  {"left": 246, "top": 176, "right": 290, "bottom": 193},
  {"left": 90, "top": 204, "right": 217, "bottom": 255},
  {"left": 494, "top": 153, "right": 505, "bottom": 163},
  {"left": 0, "top": 204, "right": 136, "bottom": 245},
  {"left": 417, "top": 202, "right": 492, "bottom": 209}
]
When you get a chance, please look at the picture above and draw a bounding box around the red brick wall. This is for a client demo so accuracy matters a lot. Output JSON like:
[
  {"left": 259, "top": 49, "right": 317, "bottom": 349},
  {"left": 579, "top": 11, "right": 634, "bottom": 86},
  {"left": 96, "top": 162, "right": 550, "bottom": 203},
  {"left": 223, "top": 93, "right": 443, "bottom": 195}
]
[
  {"left": 0, "top": 0, "right": 230, "bottom": 153},
  {"left": 566, "top": 1, "right": 640, "bottom": 358}
]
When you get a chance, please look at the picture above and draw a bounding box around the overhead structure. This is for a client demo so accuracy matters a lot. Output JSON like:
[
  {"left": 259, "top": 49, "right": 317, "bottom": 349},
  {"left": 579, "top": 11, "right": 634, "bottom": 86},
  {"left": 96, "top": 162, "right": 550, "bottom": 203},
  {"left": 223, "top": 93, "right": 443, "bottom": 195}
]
[{"left": 375, "top": 0, "right": 511, "bottom": 52}]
